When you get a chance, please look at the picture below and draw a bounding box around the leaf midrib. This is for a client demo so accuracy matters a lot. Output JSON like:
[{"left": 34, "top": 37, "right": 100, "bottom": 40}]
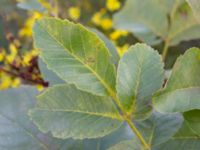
[
  {"left": 37, "top": 21, "right": 115, "bottom": 96},
  {"left": 34, "top": 108, "right": 123, "bottom": 120}
]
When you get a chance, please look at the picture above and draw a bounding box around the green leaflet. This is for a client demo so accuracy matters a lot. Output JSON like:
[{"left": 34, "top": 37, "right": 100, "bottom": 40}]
[
  {"left": 117, "top": 43, "right": 164, "bottom": 119},
  {"left": 155, "top": 110, "right": 200, "bottom": 150},
  {"left": 153, "top": 47, "right": 200, "bottom": 113},
  {"left": 113, "top": 0, "right": 200, "bottom": 46},
  {"left": 108, "top": 112, "right": 183, "bottom": 150},
  {"left": 0, "top": 86, "right": 77, "bottom": 150},
  {"left": 38, "top": 27, "right": 119, "bottom": 86},
  {"left": 29, "top": 84, "right": 122, "bottom": 139},
  {"left": 33, "top": 18, "right": 116, "bottom": 96}
]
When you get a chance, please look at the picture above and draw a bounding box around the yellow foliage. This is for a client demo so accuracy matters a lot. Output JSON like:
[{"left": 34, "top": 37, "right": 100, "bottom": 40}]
[
  {"left": 100, "top": 18, "right": 113, "bottom": 30},
  {"left": 19, "top": 12, "right": 43, "bottom": 37},
  {"left": 22, "top": 49, "right": 39, "bottom": 66},
  {"left": 9, "top": 44, "right": 17, "bottom": 54},
  {"left": 39, "top": 0, "right": 52, "bottom": 10},
  {"left": 110, "top": 30, "right": 128, "bottom": 40},
  {"left": 92, "top": 9, "right": 113, "bottom": 30},
  {"left": 68, "top": 7, "right": 81, "bottom": 21},
  {"left": 92, "top": 12, "right": 103, "bottom": 25},
  {"left": 0, "top": 49, "right": 6, "bottom": 62},
  {"left": 0, "top": 74, "right": 12, "bottom": 90},
  {"left": 117, "top": 44, "right": 130, "bottom": 57},
  {"left": 12, "top": 78, "right": 21, "bottom": 88},
  {"left": 36, "top": 84, "right": 44, "bottom": 91},
  {"left": 106, "top": 0, "right": 121, "bottom": 11},
  {"left": 6, "top": 44, "right": 18, "bottom": 64}
]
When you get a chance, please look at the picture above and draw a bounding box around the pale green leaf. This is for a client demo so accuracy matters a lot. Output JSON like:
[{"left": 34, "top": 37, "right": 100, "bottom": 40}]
[
  {"left": 0, "top": 86, "right": 76, "bottom": 150},
  {"left": 33, "top": 18, "right": 116, "bottom": 96},
  {"left": 153, "top": 47, "right": 200, "bottom": 113},
  {"left": 117, "top": 43, "right": 164, "bottom": 119},
  {"left": 187, "top": 0, "right": 200, "bottom": 23},
  {"left": 30, "top": 84, "right": 122, "bottom": 139},
  {"left": 108, "top": 112, "right": 183, "bottom": 150}
]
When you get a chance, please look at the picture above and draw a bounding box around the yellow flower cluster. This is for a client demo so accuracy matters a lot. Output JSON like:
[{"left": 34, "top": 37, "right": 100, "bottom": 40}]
[
  {"left": 0, "top": 49, "right": 6, "bottom": 62},
  {"left": 0, "top": 42, "right": 42, "bottom": 90},
  {"left": 90, "top": 0, "right": 130, "bottom": 56},
  {"left": 22, "top": 49, "right": 39, "bottom": 66},
  {"left": 106, "top": 0, "right": 121, "bottom": 12},
  {"left": 92, "top": 9, "right": 113, "bottom": 30},
  {"left": 110, "top": 30, "right": 128, "bottom": 40},
  {"left": 68, "top": 7, "right": 81, "bottom": 21},
  {"left": 117, "top": 44, "right": 130, "bottom": 57},
  {"left": 0, "top": 72, "right": 21, "bottom": 90},
  {"left": 19, "top": 12, "right": 42, "bottom": 37}
]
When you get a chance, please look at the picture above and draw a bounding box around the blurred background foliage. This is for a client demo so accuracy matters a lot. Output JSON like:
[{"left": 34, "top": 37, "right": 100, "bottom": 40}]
[{"left": 0, "top": 0, "right": 200, "bottom": 90}]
